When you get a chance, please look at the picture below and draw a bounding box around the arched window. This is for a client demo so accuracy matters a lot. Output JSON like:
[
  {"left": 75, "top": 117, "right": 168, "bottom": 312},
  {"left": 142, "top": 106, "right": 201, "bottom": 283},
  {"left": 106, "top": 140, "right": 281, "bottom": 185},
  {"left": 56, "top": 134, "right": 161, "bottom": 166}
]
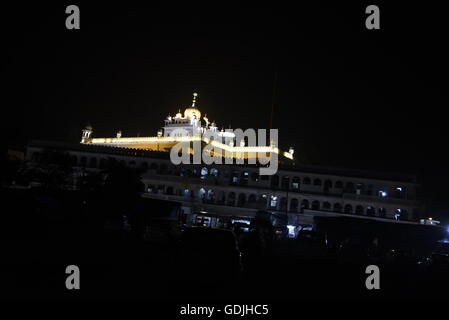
[
  {"left": 301, "top": 199, "right": 310, "bottom": 210},
  {"left": 394, "top": 208, "right": 407, "bottom": 220},
  {"left": 248, "top": 194, "right": 257, "bottom": 203},
  {"left": 290, "top": 198, "right": 299, "bottom": 212},
  {"left": 207, "top": 189, "right": 215, "bottom": 203},
  {"left": 323, "top": 202, "right": 331, "bottom": 210},
  {"left": 324, "top": 180, "right": 333, "bottom": 189},
  {"left": 335, "top": 181, "right": 343, "bottom": 189},
  {"left": 166, "top": 186, "right": 174, "bottom": 195},
  {"left": 355, "top": 205, "right": 364, "bottom": 215},
  {"left": 366, "top": 206, "right": 375, "bottom": 216},
  {"left": 210, "top": 168, "right": 218, "bottom": 177},
  {"left": 270, "top": 195, "right": 278, "bottom": 209},
  {"left": 313, "top": 178, "right": 322, "bottom": 186},
  {"left": 198, "top": 188, "right": 206, "bottom": 201},
  {"left": 201, "top": 167, "right": 208, "bottom": 176},
  {"left": 240, "top": 172, "right": 249, "bottom": 185},
  {"left": 237, "top": 193, "right": 246, "bottom": 207},
  {"left": 230, "top": 171, "right": 239, "bottom": 184},
  {"left": 345, "top": 182, "right": 355, "bottom": 193},
  {"left": 281, "top": 176, "right": 290, "bottom": 189},
  {"left": 80, "top": 156, "right": 87, "bottom": 167},
  {"left": 334, "top": 203, "right": 342, "bottom": 212},
  {"left": 227, "top": 192, "right": 236, "bottom": 206},
  {"left": 292, "top": 177, "right": 300, "bottom": 190},
  {"left": 280, "top": 197, "right": 288, "bottom": 211},
  {"left": 344, "top": 204, "right": 353, "bottom": 214},
  {"left": 303, "top": 177, "right": 311, "bottom": 185},
  {"left": 312, "top": 200, "right": 320, "bottom": 210},
  {"left": 356, "top": 183, "right": 365, "bottom": 194},
  {"left": 258, "top": 194, "right": 268, "bottom": 205}
]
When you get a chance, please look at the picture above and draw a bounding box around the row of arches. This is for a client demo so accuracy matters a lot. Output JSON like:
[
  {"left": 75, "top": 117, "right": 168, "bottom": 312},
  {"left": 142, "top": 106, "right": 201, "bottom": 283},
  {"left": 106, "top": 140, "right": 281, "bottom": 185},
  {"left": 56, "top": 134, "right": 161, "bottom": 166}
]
[
  {"left": 145, "top": 184, "right": 406, "bottom": 220},
  {"left": 272, "top": 175, "right": 372, "bottom": 192},
  {"left": 61, "top": 154, "right": 166, "bottom": 172},
  {"left": 61, "top": 154, "right": 403, "bottom": 199},
  {"left": 35, "top": 152, "right": 407, "bottom": 202}
]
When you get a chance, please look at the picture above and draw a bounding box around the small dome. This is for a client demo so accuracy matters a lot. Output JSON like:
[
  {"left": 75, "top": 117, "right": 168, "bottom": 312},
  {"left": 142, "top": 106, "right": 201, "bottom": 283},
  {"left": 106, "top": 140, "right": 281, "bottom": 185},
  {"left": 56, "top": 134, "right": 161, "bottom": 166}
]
[
  {"left": 184, "top": 107, "right": 201, "bottom": 119},
  {"left": 85, "top": 124, "right": 93, "bottom": 131}
]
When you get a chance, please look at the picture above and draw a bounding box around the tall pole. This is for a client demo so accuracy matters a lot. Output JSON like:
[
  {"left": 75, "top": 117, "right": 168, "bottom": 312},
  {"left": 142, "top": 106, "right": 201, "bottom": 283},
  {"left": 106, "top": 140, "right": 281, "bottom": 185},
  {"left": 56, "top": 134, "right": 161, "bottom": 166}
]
[
  {"left": 269, "top": 64, "right": 278, "bottom": 140},
  {"left": 269, "top": 65, "right": 278, "bottom": 213}
]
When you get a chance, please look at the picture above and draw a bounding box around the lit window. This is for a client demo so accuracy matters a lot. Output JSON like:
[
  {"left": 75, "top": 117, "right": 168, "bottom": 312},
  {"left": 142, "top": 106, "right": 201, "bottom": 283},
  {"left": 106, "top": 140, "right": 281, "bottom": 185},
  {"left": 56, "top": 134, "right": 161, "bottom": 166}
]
[
  {"left": 270, "top": 196, "right": 278, "bottom": 208},
  {"left": 287, "top": 225, "right": 296, "bottom": 238}
]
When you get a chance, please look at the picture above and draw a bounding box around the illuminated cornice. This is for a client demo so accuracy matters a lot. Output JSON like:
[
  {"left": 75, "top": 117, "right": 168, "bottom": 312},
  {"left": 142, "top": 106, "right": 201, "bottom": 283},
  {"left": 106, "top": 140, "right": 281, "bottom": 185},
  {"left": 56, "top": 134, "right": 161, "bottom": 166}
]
[{"left": 85, "top": 135, "right": 294, "bottom": 160}]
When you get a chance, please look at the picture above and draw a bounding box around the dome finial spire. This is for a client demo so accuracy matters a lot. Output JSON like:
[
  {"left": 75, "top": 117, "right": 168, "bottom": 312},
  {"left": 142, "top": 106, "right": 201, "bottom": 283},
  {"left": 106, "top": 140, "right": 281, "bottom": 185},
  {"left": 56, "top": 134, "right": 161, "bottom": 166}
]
[{"left": 192, "top": 92, "right": 198, "bottom": 107}]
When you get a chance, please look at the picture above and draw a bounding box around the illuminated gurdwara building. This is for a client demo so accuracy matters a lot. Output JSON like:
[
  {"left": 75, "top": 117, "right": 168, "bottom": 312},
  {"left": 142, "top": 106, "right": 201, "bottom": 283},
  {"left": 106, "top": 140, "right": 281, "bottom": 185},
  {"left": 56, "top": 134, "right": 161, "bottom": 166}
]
[
  {"left": 80, "top": 93, "right": 294, "bottom": 162},
  {"left": 27, "top": 93, "right": 421, "bottom": 224}
]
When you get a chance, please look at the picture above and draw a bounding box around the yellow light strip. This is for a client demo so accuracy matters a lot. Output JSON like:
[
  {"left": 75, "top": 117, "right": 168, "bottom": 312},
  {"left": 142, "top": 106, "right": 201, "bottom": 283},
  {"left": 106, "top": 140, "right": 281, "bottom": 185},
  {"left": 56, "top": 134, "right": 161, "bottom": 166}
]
[
  {"left": 90, "top": 136, "right": 202, "bottom": 144},
  {"left": 88, "top": 135, "right": 293, "bottom": 159}
]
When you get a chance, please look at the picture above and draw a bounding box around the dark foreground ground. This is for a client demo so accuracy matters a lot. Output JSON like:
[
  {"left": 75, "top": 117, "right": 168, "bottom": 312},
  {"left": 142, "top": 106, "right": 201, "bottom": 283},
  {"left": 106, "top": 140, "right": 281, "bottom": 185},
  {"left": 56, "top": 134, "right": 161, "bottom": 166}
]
[{"left": 1, "top": 187, "right": 448, "bottom": 302}]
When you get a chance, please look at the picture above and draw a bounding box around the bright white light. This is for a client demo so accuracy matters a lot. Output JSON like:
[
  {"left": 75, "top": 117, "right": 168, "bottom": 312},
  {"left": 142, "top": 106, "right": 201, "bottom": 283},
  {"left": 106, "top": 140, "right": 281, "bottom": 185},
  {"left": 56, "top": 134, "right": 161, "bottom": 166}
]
[
  {"left": 379, "top": 191, "right": 387, "bottom": 197},
  {"left": 270, "top": 195, "right": 277, "bottom": 208},
  {"left": 287, "top": 225, "right": 296, "bottom": 238},
  {"left": 232, "top": 219, "right": 251, "bottom": 225},
  {"left": 396, "top": 187, "right": 403, "bottom": 192}
]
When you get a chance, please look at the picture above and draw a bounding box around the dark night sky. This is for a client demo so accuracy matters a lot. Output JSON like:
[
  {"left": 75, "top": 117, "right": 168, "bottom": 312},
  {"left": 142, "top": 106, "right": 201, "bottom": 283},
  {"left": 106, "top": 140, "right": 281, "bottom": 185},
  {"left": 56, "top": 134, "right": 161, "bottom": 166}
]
[{"left": 1, "top": 3, "right": 448, "bottom": 216}]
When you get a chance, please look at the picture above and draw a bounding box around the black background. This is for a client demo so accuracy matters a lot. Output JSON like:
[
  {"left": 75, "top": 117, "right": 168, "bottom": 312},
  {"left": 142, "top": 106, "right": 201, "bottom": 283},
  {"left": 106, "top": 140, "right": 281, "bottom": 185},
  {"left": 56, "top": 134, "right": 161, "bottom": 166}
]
[{"left": 1, "top": 2, "right": 448, "bottom": 221}]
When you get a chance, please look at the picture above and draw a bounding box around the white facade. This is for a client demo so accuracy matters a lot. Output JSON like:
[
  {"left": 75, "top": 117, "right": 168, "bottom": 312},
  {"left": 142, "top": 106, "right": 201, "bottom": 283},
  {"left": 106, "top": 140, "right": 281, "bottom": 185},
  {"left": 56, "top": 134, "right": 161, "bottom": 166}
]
[{"left": 26, "top": 142, "right": 421, "bottom": 223}]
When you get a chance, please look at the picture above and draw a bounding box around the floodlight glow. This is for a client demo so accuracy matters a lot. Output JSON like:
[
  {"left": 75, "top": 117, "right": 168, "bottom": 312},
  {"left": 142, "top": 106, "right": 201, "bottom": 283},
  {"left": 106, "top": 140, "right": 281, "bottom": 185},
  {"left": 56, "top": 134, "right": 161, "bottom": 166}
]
[{"left": 287, "top": 225, "right": 296, "bottom": 238}]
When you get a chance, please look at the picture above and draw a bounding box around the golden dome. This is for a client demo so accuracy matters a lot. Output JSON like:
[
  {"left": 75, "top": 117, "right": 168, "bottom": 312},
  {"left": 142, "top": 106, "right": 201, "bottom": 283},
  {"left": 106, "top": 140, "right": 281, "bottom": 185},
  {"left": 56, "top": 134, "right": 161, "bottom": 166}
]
[{"left": 184, "top": 107, "right": 201, "bottom": 119}]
